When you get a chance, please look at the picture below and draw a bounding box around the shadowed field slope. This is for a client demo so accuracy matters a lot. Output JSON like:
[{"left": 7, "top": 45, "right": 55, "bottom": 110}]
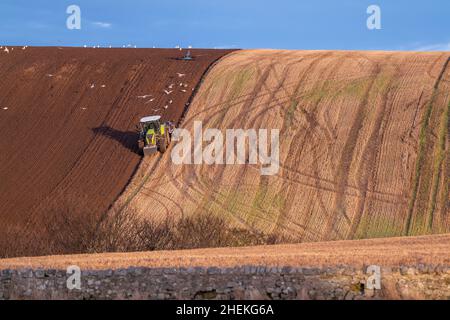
[
  {"left": 0, "top": 47, "right": 233, "bottom": 237},
  {"left": 117, "top": 50, "right": 450, "bottom": 242},
  {"left": 0, "top": 234, "right": 448, "bottom": 269}
]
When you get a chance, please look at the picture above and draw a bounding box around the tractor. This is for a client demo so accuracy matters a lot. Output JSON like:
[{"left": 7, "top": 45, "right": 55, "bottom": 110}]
[{"left": 137, "top": 115, "right": 175, "bottom": 156}]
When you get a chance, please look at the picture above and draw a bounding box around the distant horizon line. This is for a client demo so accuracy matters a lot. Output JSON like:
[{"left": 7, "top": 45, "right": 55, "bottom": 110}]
[{"left": 1, "top": 45, "right": 449, "bottom": 53}]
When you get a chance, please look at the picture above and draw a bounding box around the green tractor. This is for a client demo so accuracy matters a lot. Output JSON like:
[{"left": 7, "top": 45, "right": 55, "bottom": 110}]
[{"left": 137, "top": 115, "right": 174, "bottom": 156}]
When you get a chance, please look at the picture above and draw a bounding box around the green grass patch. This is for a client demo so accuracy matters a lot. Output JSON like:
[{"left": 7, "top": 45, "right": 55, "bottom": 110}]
[
  {"left": 426, "top": 99, "right": 450, "bottom": 230},
  {"left": 404, "top": 92, "right": 435, "bottom": 235},
  {"left": 355, "top": 212, "right": 403, "bottom": 239}
]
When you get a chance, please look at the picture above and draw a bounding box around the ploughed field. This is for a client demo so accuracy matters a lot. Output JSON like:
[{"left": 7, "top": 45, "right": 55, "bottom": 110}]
[
  {"left": 118, "top": 50, "right": 450, "bottom": 241},
  {"left": 0, "top": 47, "right": 232, "bottom": 247}
]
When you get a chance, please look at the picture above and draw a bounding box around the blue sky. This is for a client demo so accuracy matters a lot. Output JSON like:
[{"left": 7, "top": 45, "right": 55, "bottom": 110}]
[{"left": 0, "top": 0, "right": 448, "bottom": 50}]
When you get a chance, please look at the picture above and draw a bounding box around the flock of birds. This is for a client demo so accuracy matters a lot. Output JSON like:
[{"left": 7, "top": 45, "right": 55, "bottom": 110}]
[
  {"left": 1, "top": 44, "right": 192, "bottom": 53},
  {"left": 1, "top": 45, "right": 194, "bottom": 114},
  {"left": 1, "top": 45, "right": 28, "bottom": 54},
  {"left": 136, "top": 72, "right": 193, "bottom": 113},
  {"left": 77, "top": 72, "right": 192, "bottom": 113}
]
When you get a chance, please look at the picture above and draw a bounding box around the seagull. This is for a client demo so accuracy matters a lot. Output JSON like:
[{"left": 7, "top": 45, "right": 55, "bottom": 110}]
[
  {"left": 4, "top": 47, "right": 9, "bottom": 54},
  {"left": 169, "top": 100, "right": 173, "bottom": 104},
  {"left": 144, "top": 98, "right": 155, "bottom": 104},
  {"left": 181, "top": 89, "right": 187, "bottom": 93},
  {"left": 164, "top": 90, "right": 173, "bottom": 95},
  {"left": 46, "top": 74, "right": 54, "bottom": 77},
  {"left": 90, "top": 83, "right": 95, "bottom": 89},
  {"left": 101, "top": 85, "right": 106, "bottom": 88},
  {"left": 84, "top": 45, "right": 87, "bottom": 48},
  {"left": 22, "top": 46, "right": 27, "bottom": 50},
  {"left": 163, "top": 105, "right": 169, "bottom": 109},
  {"left": 81, "top": 107, "right": 87, "bottom": 110},
  {"left": 2, "top": 107, "right": 8, "bottom": 110},
  {"left": 153, "top": 108, "right": 160, "bottom": 112},
  {"left": 177, "top": 73, "right": 186, "bottom": 78},
  {"left": 137, "top": 94, "right": 153, "bottom": 99},
  {"left": 168, "top": 84, "right": 174, "bottom": 89}
]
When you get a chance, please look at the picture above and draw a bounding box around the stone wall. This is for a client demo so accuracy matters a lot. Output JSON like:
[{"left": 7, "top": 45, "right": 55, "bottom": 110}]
[{"left": 1, "top": 265, "right": 449, "bottom": 300}]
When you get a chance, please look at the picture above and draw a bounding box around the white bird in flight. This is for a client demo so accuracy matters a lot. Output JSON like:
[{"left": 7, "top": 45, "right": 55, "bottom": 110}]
[
  {"left": 137, "top": 94, "right": 153, "bottom": 99},
  {"left": 164, "top": 90, "right": 173, "bottom": 95}
]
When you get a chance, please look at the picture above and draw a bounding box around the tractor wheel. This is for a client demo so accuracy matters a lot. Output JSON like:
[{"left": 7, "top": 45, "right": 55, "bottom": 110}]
[
  {"left": 138, "top": 139, "right": 145, "bottom": 154},
  {"left": 166, "top": 130, "right": 171, "bottom": 146},
  {"left": 159, "top": 137, "right": 167, "bottom": 153}
]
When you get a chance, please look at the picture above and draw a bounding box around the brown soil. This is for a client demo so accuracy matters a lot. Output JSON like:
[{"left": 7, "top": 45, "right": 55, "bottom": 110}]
[
  {"left": 0, "top": 47, "right": 233, "bottom": 235},
  {"left": 0, "top": 234, "right": 448, "bottom": 270},
  {"left": 117, "top": 50, "right": 450, "bottom": 241}
]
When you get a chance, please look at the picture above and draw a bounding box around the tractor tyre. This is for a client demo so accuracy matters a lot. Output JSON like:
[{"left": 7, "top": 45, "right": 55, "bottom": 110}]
[
  {"left": 138, "top": 139, "right": 145, "bottom": 154},
  {"left": 159, "top": 137, "right": 167, "bottom": 153}
]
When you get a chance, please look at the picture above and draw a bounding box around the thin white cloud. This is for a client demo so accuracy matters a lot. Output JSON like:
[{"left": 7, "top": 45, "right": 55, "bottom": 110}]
[
  {"left": 413, "top": 42, "right": 450, "bottom": 52},
  {"left": 92, "top": 21, "right": 112, "bottom": 28}
]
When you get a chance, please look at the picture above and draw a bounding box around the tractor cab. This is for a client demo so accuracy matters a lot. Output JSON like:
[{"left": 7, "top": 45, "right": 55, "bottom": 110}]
[
  {"left": 137, "top": 115, "right": 174, "bottom": 156},
  {"left": 139, "top": 115, "right": 162, "bottom": 135}
]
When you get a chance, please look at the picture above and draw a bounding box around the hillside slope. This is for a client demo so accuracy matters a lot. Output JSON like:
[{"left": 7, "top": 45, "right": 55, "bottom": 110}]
[
  {"left": 0, "top": 47, "right": 233, "bottom": 255},
  {"left": 117, "top": 50, "right": 450, "bottom": 242},
  {"left": 1, "top": 234, "right": 448, "bottom": 270}
]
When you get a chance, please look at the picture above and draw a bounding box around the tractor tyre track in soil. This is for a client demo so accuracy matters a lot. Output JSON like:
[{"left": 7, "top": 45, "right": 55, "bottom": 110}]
[{"left": 119, "top": 50, "right": 450, "bottom": 243}]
